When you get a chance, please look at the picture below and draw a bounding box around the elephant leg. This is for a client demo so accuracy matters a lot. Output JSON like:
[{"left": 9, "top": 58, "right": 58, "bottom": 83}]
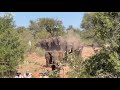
[
  {"left": 46, "top": 58, "right": 49, "bottom": 67},
  {"left": 45, "top": 52, "right": 51, "bottom": 67}
]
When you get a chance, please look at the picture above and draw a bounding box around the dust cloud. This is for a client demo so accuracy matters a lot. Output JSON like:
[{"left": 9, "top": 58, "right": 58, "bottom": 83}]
[{"left": 63, "top": 30, "right": 82, "bottom": 46}]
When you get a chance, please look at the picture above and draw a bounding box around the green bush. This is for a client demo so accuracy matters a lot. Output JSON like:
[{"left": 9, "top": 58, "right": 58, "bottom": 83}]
[
  {"left": 65, "top": 51, "right": 86, "bottom": 78},
  {"left": 0, "top": 28, "right": 25, "bottom": 77},
  {"left": 67, "top": 46, "right": 120, "bottom": 78},
  {"left": 82, "top": 47, "right": 120, "bottom": 78}
]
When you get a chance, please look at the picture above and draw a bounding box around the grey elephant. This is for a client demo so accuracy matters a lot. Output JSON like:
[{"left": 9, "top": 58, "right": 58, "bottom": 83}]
[
  {"left": 56, "top": 36, "right": 67, "bottom": 51},
  {"left": 65, "top": 41, "right": 84, "bottom": 57},
  {"left": 37, "top": 37, "right": 61, "bottom": 51},
  {"left": 35, "top": 39, "right": 48, "bottom": 50},
  {"left": 44, "top": 50, "right": 65, "bottom": 67},
  {"left": 45, "top": 51, "right": 53, "bottom": 67}
]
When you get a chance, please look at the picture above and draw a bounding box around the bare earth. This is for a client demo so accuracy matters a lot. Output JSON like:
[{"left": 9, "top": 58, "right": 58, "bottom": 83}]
[
  {"left": 17, "top": 46, "right": 100, "bottom": 78},
  {"left": 81, "top": 47, "right": 95, "bottom": 60},
  {"left": 17, "top": 52, "right": 71, "bottom": 78}
]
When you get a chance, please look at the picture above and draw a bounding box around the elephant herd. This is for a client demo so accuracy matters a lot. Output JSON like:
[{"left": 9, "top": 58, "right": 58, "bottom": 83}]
[
  {"left": 36, "top": 36, "right": 102, "bottom": 69},
  {"left": 36, "top": 36, "right": 83, "bottom": 53},
  {"left": 36, "top": 36, "right": 84, "bottom": 67}
]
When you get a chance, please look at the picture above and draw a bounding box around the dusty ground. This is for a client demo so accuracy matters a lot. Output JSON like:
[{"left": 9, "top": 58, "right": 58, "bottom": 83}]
[
  {"left": 17, "top": 52, "right": 71, "bottom": 78},
  {"left": 17, "top": 46, "right": 101, "bottom": 78},
  {"left": 81, "top": 46, "right": 101, "bottom": 60},
  {"left": 81, "top": 46, "right": 95, "bottom": 60}
]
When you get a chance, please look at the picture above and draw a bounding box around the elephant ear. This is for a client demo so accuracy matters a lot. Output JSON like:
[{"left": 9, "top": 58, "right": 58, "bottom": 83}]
[
  {"left": 57, "top": 37, "right": 60, "bottom": 46},
  {"left": 42, "top": 39, "right": 46, "bottom": 47},
  {"left": 47, "top": 39, "right": 52, "bottom": 48},
  {"left": 39, "top": 40, "right": 45, "bottom": 49},
  {"left": 48, "top": 38, "right": 53, "bottom": 49},
  {"left": 46, "top": 39, "right": 51, "bottom": 50},
  {"left": 57, "top": 36, "right": 63, "bottom": 45},
  {"left": 53, "top": 37, "right": 58, "bottom": 46}
]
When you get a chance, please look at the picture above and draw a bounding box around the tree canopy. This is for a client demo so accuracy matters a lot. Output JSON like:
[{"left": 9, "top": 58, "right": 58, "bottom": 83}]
[{"left": 29, "top": 18, "right": 65, "bottom": 37}]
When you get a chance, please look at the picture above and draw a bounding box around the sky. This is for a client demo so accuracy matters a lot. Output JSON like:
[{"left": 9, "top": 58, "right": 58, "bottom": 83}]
[{"left": 0, "top": 12, "right": 85, "bottom": 29}]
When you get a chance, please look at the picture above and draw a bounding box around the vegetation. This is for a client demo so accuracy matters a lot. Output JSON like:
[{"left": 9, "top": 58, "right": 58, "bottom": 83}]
[
  {"left": 29, "top": 18, "right": 65, "bottom": 38},
  {"left": 69, "top": 12, "right": 120, "bottom": 78},
  {"left": 0, "top": 14, "right": 25, "bottom": 77},
  {"left": 1, "top": 12, "right": 120, "bottom": 78}
]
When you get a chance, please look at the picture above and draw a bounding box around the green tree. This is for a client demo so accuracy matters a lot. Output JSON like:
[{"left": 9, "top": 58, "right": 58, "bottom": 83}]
[
  {"left": 81, "top": 12, "right": 95, "bottom": 31},
  {"left": 66, "top": 25, "right": 74, "bottom": 31},
  {"left": 29, "top": 18, "right": 65, "bottom": 37},
  {"left": 81, "top": 12, "right": 120, "bottom": 46},
  {"left": 17, "top": 26, "right": 27, "bottom": 33},
  {"left": 0, "top": 14, "right": 25, "bottom": 77},
  {"left": 18, "top": 27, "right": 33, "bottom": 53},
  {"left": 90, "top": 12, "right": 120, "bottom": 47},
  {"left": 66, "top": 25, "right": 81, "bottom": 33},
  {"left": 0, "top": 13, "right": 15, "bottom": 32},
  {"left": 81, "top": 12, "right": 103, "bottom": 45},
  {"left": 81, "top": 12, "right": 120, "bottom": 78}
]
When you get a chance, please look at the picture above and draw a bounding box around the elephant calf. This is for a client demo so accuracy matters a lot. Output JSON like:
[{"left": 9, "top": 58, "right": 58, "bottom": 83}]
[
  {"left": 45, "top": 50, "right": 65, "bottom": 67},
  {"left": 45, "top": 51, "right": 53, "bottom": 67}
]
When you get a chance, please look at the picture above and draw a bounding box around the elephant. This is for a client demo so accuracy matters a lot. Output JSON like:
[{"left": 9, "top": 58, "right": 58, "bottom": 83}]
[
  {"left": 51, "top": 50, "right": 59, "bottom": 64},
  {"left": 53, "top": 37, "right": 59, "bottom": 46},
  {"left": 37, "top": 36, "right": 83, "bottom": 58},
  {"left": 37, "top": 37, "right": 61, "bottom": 51},
  {"left": 44, "top": 50, "right": 65, "bottom": 67},
  {"left": 51, "top": 50, "right": 65, "bottom": 64},
  {"left": 66, "top": 42, "right": 74, "bottom": 53},
  {"left": 36, "top": 36, "right": 82, "bottom": 52},
  {"left": 35, "top": 39, "right": 48, "bottom": 50},
  {"left": 56, "top": 36, "right": 67, "bottom": 51},
  {"left": 65, "top": 42, "right": 84, "bottom": 57},
  {"left": 51, "top": 37, "right": 60, "bottom": 51},
  {"left": 36, "top": 39, "right": 52, "bottom": 51},
  {"left": 45, "top": 51, "right": 53, "bottom": 67},
  {"left": 36, "top": 36, "right": 67, "bottom": 51},
  {"left": 58, "top": 51, "right": 64, "bottom": 61},
  {"left": 74, "top": 45, "right": 84, "bottom": 56}
]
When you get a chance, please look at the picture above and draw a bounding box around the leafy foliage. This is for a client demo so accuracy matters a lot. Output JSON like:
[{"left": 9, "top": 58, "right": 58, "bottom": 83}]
[
  {"left": 48, "top": 69, "right": 60, "bottom": 78},
  {"left": 0, "top": 28, "right": 25, "bottom": 77},
  {"left": 29, "top": 18, "right": 65, "bottom": 37},
  {"left": 65, "top": 51, "right": 86, "bottom": 78},
  {"left": 0, "top": 14, "right": 25, "bottom": 77},
  {"left": 81, "top": 12, "right": 104, "bottom": 45},
  {"left": 78, "top": 12, "right": 120, "bottom": 78},
  {"left": 0, "top": 14, "right": 15, "bottom": 32}
]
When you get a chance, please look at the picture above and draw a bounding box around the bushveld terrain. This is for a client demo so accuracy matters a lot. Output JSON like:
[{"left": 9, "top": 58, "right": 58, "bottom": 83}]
[
  {"left": 17, "top": 46, "right": 100, "bottom": 78},
  {"left": 1, "top": 12, "right": 120, "bottom": 78}
]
